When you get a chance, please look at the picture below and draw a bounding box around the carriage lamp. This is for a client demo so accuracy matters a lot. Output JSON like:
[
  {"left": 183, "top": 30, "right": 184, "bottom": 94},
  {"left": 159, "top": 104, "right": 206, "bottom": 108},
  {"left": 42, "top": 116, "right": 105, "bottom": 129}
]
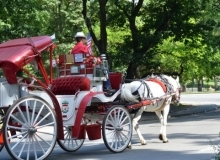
[{"left": 100, "top": 54, "right": 109, "bottom": 79}]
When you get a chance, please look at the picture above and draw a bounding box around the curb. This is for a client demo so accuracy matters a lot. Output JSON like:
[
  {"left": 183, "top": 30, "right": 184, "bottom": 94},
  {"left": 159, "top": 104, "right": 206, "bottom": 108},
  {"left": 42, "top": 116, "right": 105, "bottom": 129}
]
[
  {"left": 140, "top": 104, "right": 220, "bottom": 122},
  {"left": 169, "top": 104, "right": 220, "bottom": 118}
]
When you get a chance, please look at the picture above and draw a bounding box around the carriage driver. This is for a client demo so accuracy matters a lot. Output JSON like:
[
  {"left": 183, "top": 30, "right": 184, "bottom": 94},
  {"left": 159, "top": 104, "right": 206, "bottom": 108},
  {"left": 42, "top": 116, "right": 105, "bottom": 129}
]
[
  {"left": 71, "top": 31, "right": 114, "bottom": 93},
  {"left": 71, "top": 31, "right": 90, "bottom": 56}
]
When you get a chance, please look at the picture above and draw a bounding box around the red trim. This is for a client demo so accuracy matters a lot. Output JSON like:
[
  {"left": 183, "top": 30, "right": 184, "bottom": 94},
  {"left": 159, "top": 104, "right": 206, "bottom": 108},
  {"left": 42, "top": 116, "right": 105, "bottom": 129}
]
[
  {"left": 22, "top": 68, "right": 48, "bottom": 88},
  {"left": 0, "top": 130, "right": 4, "bottom": 145},
  {"left": 49, "top": 47, "right": 52, "bottom": 83},
  {"left": 38, "top": 58, "right": 50, "bottom": 86},
  {"left": 147, "top": 78, "right": 167, "bottom": 92},
  {"left": 72, "top": 92, "right": 102, "bottom": 138}
]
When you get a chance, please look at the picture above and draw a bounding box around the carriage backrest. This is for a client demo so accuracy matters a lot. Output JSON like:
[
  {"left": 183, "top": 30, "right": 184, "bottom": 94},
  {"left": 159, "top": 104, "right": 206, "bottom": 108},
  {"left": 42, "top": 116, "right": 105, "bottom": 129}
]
[{"left": 50, "top": 76, "right": 90, "bottom": 95}]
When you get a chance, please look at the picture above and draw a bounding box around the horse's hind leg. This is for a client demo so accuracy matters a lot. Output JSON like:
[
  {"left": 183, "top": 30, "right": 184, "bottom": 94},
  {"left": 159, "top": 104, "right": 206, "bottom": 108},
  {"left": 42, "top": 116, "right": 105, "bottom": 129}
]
[
  {"left": 132, "top": 107, "right": 147, "bottom": 145},
  {"left": 155, "top": 104, "right": 170, "bottom": 143}
]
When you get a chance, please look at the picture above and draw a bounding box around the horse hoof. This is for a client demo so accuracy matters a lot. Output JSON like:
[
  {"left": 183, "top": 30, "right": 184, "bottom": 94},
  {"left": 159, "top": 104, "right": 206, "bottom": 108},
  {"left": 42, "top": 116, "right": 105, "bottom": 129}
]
[
  {"left": 141, "top": 140, "right": 147, "bottom": 145},
  {"left": 163, "top": 140, "right": 169, "bottom": 143},
  {"left": 159, "top": 134, "right": 163, "bottom": 141},
  {"left": 127, "top": 145, "right": 132, "bottom": 149}
]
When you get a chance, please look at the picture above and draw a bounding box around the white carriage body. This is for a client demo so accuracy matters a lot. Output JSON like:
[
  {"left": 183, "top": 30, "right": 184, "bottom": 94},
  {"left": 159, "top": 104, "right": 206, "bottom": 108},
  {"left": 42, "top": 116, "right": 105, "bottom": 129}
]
[
  {"left": 0, "top": 78, "right": 19, "bottom": 107},
  {"left": 0, "top": 72, "right": 121, "bottom": 128}
]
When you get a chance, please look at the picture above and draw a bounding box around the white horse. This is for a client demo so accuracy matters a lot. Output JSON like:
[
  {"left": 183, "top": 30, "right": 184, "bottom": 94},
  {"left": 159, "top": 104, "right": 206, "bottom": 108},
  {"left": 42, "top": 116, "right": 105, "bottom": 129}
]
[{"left": 120, "top": 74, "right": 181, "bottom": 147}]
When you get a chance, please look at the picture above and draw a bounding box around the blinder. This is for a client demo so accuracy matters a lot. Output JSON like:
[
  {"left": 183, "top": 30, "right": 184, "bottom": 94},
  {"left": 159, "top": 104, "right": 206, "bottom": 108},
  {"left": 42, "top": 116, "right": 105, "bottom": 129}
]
[{"left": 132, "top": 90, "right": 141, "bottom": 102}]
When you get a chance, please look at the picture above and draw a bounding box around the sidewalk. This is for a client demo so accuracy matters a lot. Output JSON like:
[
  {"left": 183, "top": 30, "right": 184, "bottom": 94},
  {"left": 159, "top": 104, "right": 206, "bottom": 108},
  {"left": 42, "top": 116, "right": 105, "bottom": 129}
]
[{"left": 140, "top": 103, "right": 220, "bottom": 121}]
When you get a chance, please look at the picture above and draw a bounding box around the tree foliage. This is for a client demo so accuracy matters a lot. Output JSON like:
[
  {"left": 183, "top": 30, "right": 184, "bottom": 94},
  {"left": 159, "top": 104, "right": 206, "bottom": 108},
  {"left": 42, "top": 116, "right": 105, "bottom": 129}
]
[{"left": 0, "top": 0, "right": 220, "bottom": 86}]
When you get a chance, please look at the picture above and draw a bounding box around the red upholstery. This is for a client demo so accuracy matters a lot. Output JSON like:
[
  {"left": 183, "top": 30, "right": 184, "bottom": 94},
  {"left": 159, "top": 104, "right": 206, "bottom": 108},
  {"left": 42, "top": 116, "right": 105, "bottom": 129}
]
[{"left": 50, "top": 76, "right": 90, "bottom": 95}]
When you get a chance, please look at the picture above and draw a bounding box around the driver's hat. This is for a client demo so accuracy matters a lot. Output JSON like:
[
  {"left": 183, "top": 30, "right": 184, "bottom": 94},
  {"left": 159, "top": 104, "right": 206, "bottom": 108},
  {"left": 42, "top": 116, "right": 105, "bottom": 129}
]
[{"left": 74, "top": 32, "right": 86, "bottom": 38}]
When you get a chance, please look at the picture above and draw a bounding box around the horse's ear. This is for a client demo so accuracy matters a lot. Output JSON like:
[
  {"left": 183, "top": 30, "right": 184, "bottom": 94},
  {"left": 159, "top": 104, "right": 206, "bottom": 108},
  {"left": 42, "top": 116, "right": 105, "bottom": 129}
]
[{"left": 176, "top": 76, "right": 179, "bottom": 82}]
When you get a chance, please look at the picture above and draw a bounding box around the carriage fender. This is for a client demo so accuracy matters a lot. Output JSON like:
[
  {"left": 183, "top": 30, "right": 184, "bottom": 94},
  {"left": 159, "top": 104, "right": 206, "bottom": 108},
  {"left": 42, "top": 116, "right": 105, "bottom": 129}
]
[
  {"left": 72, "top": 92, "right": 103, "bottom": 138},
  {"left": 19, "top": 84, "right": 64, "bottom": 140}
]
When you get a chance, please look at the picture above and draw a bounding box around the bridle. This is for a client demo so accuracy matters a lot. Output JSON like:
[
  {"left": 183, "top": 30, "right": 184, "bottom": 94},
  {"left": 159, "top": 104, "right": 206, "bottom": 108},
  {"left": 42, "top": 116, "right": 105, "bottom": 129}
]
[{"left": 171, "top": 81, "right": 182, "bottom": 104}]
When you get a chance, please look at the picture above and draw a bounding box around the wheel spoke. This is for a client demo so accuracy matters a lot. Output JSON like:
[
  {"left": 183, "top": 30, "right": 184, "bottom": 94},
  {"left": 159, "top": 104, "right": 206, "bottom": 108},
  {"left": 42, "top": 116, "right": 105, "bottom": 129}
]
[
  {"left": 31, "top": 100, "right": 37, "bottom": 125},
  {"left": 109, "top": 114, "right": 116, "bottom": 127},
  {"left": 35, "top": 112, "right": 52, "bottom": 126},
  {"left": 110, "top": 132, "right": 116, "bottom": 148},
  {"left": 26, "top": 136, "right": 31, "bottom": 160},
  {"left": 36, "top": 131, "right": 55, "bottom": 136},
  {"left": 33, "top": 104, "right": 45, "bottom": 125},
  {"left": 105, "top": 125, "right": 114, "bottom": 130},
  {"left": 8, "top": 130, "right": 28, "bottom": 139},
  {"left": 9, "top": 115, "right": 27, "bottom": 128},
  {"left": 57, "top": 126, "right": 84, "bottom": 152},
  {"left": 35, "top": 132, "right": 53, "bottom": 147},
  {"left": 35, "top": 122, "right": 55, "bottom": 129},
  {"left": 25, "top": 101, "right": 31, "bottom": 127},
  {"left": 18, "top": 135, "right": 28, "bottom": 158},
  {"left": 11, "top": 132, "right": 28, "bottom": 150},
  {"left": 7, "top": 125, "right": 26, "bottom": 131},
  {"left": 32, "top": 136, "right": 38, "bottom": 160},
  {"left": 17, "top": 106, "right": 29, "bottom": 127},
  {"left": 120, "top": 116, "right": 128, "bottom": 126},
  {"left": 119, "top": 110, "right": 125, "bottom": 124},
  {"left": 33, "top": 134, "right": 46, "bottom": 154},
  {"left": 106, "top": 119, "right": 115, "bottom": 128}
]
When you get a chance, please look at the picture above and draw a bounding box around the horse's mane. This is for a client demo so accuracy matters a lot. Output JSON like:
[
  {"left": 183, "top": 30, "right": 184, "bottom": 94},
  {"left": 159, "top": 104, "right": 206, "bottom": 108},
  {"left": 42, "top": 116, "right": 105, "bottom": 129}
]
[
  {"left": 121, "top": 83, "right": 139, "bottom": 103},
  {"left": 162, "top": 75, "right": 180, "bottom": 89}
]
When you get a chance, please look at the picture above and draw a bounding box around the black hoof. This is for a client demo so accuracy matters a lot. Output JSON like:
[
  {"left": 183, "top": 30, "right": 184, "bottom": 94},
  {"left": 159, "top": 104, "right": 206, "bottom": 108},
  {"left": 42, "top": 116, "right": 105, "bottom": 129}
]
[
  {"left": 159, "top": 134, "right": 163, "bottom": 141},
  {"left": 127, "top": 145, "right": 132, "bottom": 149},
  {"left": 163, "top": 140, "right": 169, "bottom": 143}
]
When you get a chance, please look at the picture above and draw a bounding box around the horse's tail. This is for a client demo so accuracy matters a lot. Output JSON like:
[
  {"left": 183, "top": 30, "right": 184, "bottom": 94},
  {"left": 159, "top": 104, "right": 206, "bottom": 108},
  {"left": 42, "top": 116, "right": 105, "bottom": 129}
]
[{"left": 121, "top": 83, "right": 139, "bottom": 103}]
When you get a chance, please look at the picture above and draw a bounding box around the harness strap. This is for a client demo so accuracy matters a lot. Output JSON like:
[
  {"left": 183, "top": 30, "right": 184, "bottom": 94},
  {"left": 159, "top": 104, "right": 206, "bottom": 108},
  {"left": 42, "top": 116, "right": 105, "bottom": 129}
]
[
  {"left": 141, "top": 80, "right": 153, "bottom": 99},
  {"left": 147, "top": 78, "right": 166, "bottom": 92},
  {"left": 132, "top": 80, "right": 153, "bottom": 101},
  {"left": 159, "top": 75, "right": 174, "bottom": 94}
]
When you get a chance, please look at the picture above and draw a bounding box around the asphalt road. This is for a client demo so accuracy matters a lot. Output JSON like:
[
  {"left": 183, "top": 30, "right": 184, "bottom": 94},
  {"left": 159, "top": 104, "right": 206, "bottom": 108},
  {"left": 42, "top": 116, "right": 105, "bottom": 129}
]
[
  {"left": 48, "top": 108, "right": 220, "bottom": 160},
  {"left": 180, "top": 92, "right": 220, "bottom": 105}
]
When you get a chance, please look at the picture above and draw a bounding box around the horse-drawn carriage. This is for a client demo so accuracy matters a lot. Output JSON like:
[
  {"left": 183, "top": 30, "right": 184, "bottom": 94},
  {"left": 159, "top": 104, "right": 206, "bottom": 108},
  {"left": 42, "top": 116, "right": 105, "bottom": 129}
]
[
  {"left": 0, "top": 35, "right": 133, "bottom": 160},
  {"left": 0, "top": 35, "right": 181, "bottom": 160}
]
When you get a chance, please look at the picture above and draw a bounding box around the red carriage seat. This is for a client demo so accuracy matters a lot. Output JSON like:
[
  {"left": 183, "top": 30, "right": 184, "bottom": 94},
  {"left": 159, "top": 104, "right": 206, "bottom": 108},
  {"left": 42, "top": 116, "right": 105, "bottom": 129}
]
[{"left": 50, "top": 76, "right": 90, "bottom": 95}]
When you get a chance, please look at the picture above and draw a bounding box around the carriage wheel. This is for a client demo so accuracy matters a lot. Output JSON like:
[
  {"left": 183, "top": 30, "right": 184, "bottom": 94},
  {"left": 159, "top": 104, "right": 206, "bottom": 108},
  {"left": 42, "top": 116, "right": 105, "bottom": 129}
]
[
  {"left": 2, "top": 96, "right": 57, "bottom": 160},
  {"left": 0, "top": 109, "right": 4, "bottom": 151},
  {"left": 102, "top": 105, "right": 132, "bottom": 153},
  {"left": 57, "top": 125, "right": 85, "bottom": 152}
]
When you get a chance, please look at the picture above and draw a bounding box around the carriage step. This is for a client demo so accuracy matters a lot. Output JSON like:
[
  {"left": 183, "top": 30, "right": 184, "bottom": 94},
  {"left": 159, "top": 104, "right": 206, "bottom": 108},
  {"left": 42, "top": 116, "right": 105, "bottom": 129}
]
[{"left": 99, "top": 112, "right": 106, "bottom": 115}]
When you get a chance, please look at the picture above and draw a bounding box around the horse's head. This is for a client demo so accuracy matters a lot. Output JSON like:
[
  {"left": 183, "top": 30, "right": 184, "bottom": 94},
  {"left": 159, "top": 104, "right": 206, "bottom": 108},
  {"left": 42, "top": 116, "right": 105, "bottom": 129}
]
[{"left": 164, "top": 75, "right": 182, "bottom": 105}]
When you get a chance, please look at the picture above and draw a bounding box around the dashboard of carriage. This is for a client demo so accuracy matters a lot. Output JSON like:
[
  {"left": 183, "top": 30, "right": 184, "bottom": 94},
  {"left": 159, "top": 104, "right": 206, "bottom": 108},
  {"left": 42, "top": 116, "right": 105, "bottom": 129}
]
[
  {"left": 58, "top": 53, "right": 106, "bottom": 80},
  {"left": 57, "top": 53, "right": 122, "bottom": 91}
]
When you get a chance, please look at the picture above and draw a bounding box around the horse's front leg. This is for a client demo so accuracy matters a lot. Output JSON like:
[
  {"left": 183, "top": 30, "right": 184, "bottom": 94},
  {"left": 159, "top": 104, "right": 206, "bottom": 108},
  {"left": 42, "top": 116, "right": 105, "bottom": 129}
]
[
  {"left": 132, "top": 107, "right": 147, "bottom": 145},
  {"left": 155, "top": 103, "right": 170, "bottom": 143}
]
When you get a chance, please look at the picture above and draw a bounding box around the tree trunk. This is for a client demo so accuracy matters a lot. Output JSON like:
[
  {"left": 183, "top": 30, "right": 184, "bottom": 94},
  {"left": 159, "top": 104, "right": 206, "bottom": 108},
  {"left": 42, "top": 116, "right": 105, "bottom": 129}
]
[
  {"left": 182, "top": 84, "right": 186, "bottom": 92},
  {"left": 125, "top": 62, "right": 135, "bottom": 81},
  {"left": 214, "top": 76, "right": 218, "bottom": 90},
  {"left": 197, "top": 79, "right": 203, "bottom": 92}
]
